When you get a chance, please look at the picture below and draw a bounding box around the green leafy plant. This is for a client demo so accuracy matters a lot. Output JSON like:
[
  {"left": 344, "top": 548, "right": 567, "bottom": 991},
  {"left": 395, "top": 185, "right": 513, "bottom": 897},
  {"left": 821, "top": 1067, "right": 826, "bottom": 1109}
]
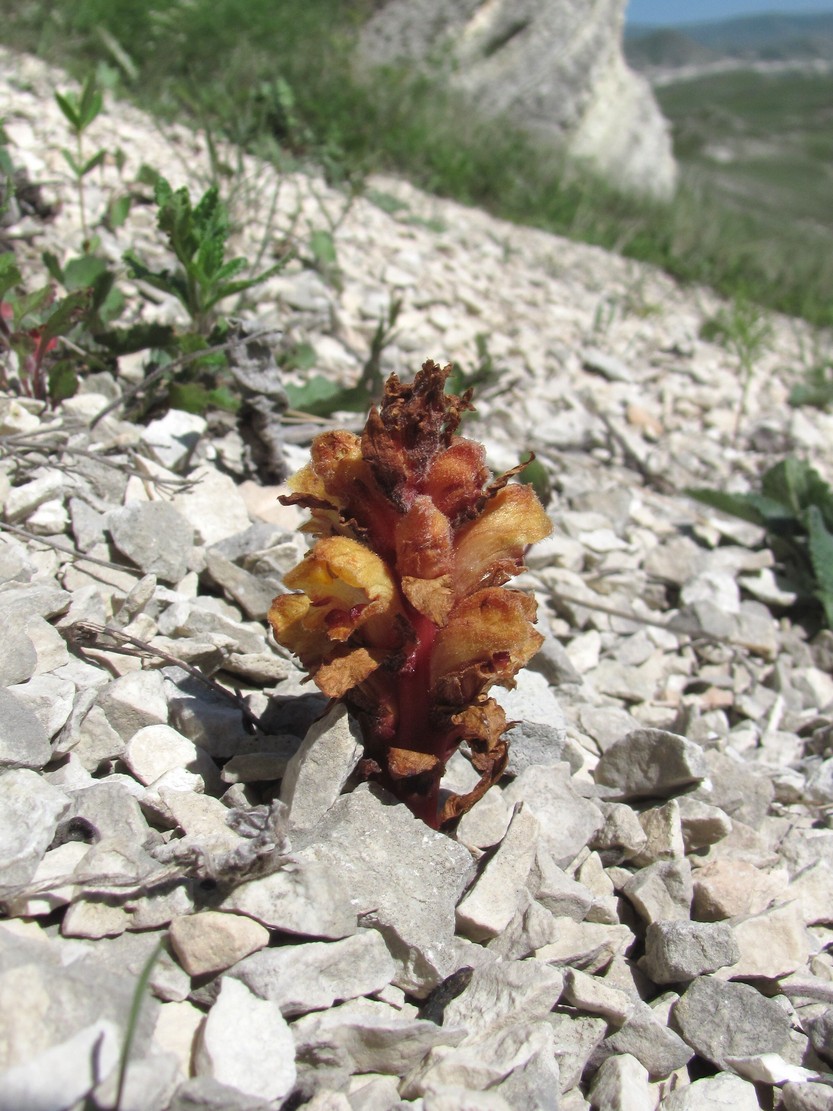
[
  {"left": 55, "top": 73, "right": 107, "bottom": 247},
  {"left": 700, "top": 298, "right": 772, "bottom": 437},
  {"left": 789, "top": 358, "right": 833, "bottom": 410},
  {"left": 125, "top": 175, "right": 287, "bottom": 334},
  {"left": 689, "top": 456, "right": 833, "bottom": 627}
]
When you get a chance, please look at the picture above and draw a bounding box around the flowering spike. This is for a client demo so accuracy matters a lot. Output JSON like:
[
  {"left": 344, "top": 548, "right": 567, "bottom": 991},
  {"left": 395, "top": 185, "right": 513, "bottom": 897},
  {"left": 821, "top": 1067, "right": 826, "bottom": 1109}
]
[{"left": 268, "top": 360, "right": 552, "bottom": 828}]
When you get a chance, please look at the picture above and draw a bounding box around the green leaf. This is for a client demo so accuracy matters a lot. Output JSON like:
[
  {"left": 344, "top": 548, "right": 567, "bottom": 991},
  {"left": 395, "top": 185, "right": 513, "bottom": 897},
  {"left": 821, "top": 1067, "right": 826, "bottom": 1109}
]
[
  {"left": 518, "top": 456, "right": 551, "bottom": 507},
  {"left": 309, "top": 229, "right": 337, "bottom": 268},
  {"left": 0, "top": 253, "right": 22, "bottom": 301},
  {"left": 105, "top": 194, "right": 132, "bottom": 229},
  {"left": 63, "top": 254, "right": 108, "bottom": 291},
  {"left": 77, "top": 74, "right": 103, "bottom": 129},
  {"left": 12, "top": 285, "right": 53, "bottom": 328},
  {"left": 41, "top": 290, "right": 90, "bottom": 342},
  {"left": 686, "top": 487, "right": 768, "bottom": 527},
  {"left": 96, "top": 322, "right": 175, "bottom": 355},
  {"left": 41, "top": 252, "right": 65, "bottom": 284},
  {"left": 55, "top": 91, "right": 81, "bottom": 131},
  {"left": 807, "top": 504, "right": 833, "bottom": 628},
  {"left": 285, "top": 375, "right": 373, "bottom": 417},
  {"left": 60, "top": 148, "right": 82, "bottom": 177},
  {"left": 79, "top": 149, "right": 106, "bottom": 177},
  {"left": 48, "top": 360, "right": 79, "bottom": 403}
]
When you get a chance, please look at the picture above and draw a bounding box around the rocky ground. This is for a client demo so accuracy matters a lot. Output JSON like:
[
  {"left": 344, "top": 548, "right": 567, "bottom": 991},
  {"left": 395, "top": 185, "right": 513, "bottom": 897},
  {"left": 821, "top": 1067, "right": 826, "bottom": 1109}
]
[{"left": 2, "top": 44, "right": 833, "bottom": 1111}]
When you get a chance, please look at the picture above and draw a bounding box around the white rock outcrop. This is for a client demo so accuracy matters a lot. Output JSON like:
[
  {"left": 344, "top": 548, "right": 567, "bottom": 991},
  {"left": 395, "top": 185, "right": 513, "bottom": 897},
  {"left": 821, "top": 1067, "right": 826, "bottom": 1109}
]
[{"left": 357, "top": 0, "right": 677, "bottom": 199}]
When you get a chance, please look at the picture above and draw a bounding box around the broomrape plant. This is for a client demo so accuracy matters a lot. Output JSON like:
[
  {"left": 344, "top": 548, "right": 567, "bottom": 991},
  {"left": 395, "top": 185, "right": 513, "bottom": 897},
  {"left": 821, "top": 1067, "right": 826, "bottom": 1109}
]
[{"left": 268, "top": 360, "right": 552, "bottom": 829}]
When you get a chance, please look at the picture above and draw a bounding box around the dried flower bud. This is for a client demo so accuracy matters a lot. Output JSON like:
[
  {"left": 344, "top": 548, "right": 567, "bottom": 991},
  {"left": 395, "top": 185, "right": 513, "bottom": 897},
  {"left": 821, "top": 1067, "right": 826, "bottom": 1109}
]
[{"left": 269, "top": 360, "right": 552, "bottom": 827}]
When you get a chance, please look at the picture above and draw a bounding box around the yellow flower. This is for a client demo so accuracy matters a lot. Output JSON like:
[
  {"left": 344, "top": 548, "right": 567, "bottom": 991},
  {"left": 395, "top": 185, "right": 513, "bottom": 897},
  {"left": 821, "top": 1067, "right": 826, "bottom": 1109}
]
[{"left": 269, "top": 360, "right": 552, "bottom": 828}]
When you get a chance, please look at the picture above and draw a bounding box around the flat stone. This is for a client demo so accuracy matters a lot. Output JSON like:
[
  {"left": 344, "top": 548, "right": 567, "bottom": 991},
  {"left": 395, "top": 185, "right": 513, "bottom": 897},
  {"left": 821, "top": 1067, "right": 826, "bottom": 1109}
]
[
  {"left": 0, "top": 686, "right": 51, "bottom": 769},
  {"left": 594, "top": 729, "right": 707, "bottom": 800},
  {"left": 8, "top": 673, "right": 74, "bottom": 740},
  {"left": 441, "top": 960, "right": 564, "bottom": 1038},
  {"left": 456, "top": 802, "right": 540, "bottom": 941},
  {"left": 676, "top": 797, "right": 732, "bottom": 853},
  {"left": 158, "top": 602, "right": 266, "bottom": 656},
  {"left": 0, "top": 1019, "right": 119, "bottom": 1111},
  {"left": 96, "top": 669, "right": 169, "bottom": 741},
  {"left": 504, "top": 718, "right": 582, "bottom": 776},
  {"left": 546, "top": 1011, "right": 608, "bottom": 1093},
  {"left": 292, "top": 997, "right": 463, "bottom": 1076},
  {"left": 641, "top": 920, "right": 739, "bottom": 983},
  {"left": 590, "top": 802, "right": 648, "bottom": 866},
  {"left": 0, "top": 927, "right": 160, "bottom": 1071},
  {"left": 281, "top": 704, "right": 364, "bottom": 831},
  {"left": 534, "top": 919, "right": 633, "bottom": 972},
  {"left": 630, "top": 799, "right": 684, "bottom": 866},
  {"left": 781, "top": 1082, "right": 833, "bottom": 1111},
  {"left": 109, "top": 500, "right": 194, "bottom": 583},
  {"left": 170, "top": 911, "right": 270, "bottom": 977},
  {"left": 493, "top": 668, "right": 567, "bottom": 730},
  {"left": 587, "top": 1053, "right": 653, "bottom": 1111},
  {"left": 671, "top": 976, "right": 791, "bottom": 1069},
  {"left": 723, "top": 901, "right": 814, "bottom": 980},
  {"left": 692, "top": 749, "right": 774, "bottom": 827},
  {"left": 528, "top": 850, "right": 594, "bottom": 921},
  {"left": 203, "top": 548, "right": 278, "bottom": 620},
  {"left": 401, "top": 1019, "right": 554, "bottom": 1100},
  {"left": 502, "top": 763, "right": 603, "bottom": 867},
  {"left": 0, "top": 626, "right": 37, "bottom": 687},
  {"left": 172, "top": 465, "right": 252, "bottom": 546},
  {"left": 622, "top": 860, "right": 693, "bottom": 924},
  {"left": 601, "top": 999, "right": 693, "bottom": 1078},
  {"left": 169, "top": 1077, "right": 272, "bottom": 1110},
  {"left": 4, "top": 471, "right": 65, "bottom": 523},
  {"left": 141, "top": 409, "right": 206, "bottom": 471},
  {"left": 293, "top": 784, "right": 474, "bottom": 996},
  {"left": 691, "top": 859, "right": 783, "bottom": 921},
  {"left": 229, "top": 929, "right": 396, "bottom": 1016},
  {"left": 562, "top": 967, "right": 634, "bottom": 1024},
  {"left": 153, "top": 1000, "right": 205, "bottom": 1078},
  {"left": 194, "top": 977, "right": 296, "bottom": 1103},
  {"left": 220, "top": 859, "right": 357, "bottom": 939},
  {"left": 124, "top": 724, "right": 217, "bottom": 788},
  {"left": 0, "top": 769, "right": 70, "bottom": 886},
  {"left": 660, "top": 1071, "right": 761, "bottom": 1110},
  {"left": 455, "top": 785, "right": 512, "bottom": 851}
]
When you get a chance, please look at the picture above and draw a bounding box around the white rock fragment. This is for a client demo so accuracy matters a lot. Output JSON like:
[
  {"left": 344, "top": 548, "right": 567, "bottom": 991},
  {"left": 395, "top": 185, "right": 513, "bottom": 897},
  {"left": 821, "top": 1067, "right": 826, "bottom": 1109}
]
[
  {"left": 195, "top": 978, "right": 296, "bottom": 1103},
  {"left": 502, "top": 763, "right": 604, "bottom": 867},
  {"left": 660, "top": 1071, "right": 761, "bottom": 1110},
  {"left": 169, "top": 911, "right": 270, "bottom": 977},
  {"left": 456, "top": 802, "right": 540, "bottom": 941},
  {"left": 281, "top": 703, "right": 364, "bottom": 831},
  {"left": 0, "top": 769, "right": 70, "bottom": 885},
  {"left": 0, "top": 1019, "right": 119, "bottom": 1111},
  {"left": 587, "top": 1052, "right": 653, "bottom": 1111},
  {"left": 220, "top": 859, "right": 357, "bottom": 939},
  {"left": 229, "top": 929, "right": 396, "bottom": 1015}
]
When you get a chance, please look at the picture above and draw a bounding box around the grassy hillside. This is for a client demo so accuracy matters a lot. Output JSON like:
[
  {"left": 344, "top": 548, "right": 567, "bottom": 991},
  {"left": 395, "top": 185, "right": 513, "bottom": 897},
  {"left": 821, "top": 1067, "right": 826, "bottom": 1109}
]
[
  {"left": 1, "top": 0, "right": 832, "bottom": 328},
  {"left": 627, "top": 11, "right": 833, "bottom": 62},
  {"left": 656, "top": 67, "right": 833, "bottom": 258}
]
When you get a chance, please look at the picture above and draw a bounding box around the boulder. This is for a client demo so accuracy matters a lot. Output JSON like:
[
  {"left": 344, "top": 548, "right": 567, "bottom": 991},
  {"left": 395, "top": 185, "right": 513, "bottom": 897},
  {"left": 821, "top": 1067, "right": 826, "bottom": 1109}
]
[{"left": 356, "top": 0, "right": 676, "bottom": 199}]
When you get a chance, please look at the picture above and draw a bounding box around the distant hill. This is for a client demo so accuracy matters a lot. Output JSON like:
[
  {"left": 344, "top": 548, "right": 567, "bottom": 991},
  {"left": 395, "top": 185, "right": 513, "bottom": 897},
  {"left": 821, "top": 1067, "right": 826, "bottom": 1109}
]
[{"left": 626, "top": 11, "right": 833, "bottom": 67}]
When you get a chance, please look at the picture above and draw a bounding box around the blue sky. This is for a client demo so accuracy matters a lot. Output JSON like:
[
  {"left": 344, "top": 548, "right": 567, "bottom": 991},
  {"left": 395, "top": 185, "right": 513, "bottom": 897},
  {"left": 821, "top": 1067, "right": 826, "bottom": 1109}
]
[{"left": 626, "top": 0, "right": 833, "bottom": 24}]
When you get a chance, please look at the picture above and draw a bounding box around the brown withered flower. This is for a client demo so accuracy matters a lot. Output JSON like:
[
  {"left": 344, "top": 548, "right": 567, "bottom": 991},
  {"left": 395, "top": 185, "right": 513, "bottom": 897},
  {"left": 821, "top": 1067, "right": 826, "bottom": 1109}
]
[{"left": 268, "top": 360, "right": 552, "bottom": 828}]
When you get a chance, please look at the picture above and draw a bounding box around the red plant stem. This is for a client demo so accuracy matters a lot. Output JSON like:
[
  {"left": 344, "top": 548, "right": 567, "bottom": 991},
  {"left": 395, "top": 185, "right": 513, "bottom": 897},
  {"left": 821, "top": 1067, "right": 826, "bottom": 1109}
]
[{"left": 392, "top": 607, "right": 456, "bottom": 828}]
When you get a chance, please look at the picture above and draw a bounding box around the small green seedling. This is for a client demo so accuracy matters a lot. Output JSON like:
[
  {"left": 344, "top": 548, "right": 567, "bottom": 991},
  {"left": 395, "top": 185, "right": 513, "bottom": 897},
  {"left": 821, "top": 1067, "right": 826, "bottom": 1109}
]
[{"left": 55, "top": 73, "right": 107, "bottom": 247}]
